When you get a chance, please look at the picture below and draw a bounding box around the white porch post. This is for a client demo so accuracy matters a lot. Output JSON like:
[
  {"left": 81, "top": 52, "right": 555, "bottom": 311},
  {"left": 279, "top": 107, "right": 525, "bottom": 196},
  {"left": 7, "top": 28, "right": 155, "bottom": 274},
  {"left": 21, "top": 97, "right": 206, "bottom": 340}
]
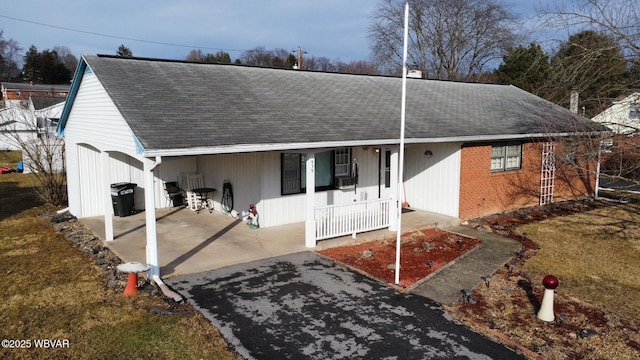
[
  {"left": 101, "top": 151, "right": 114, "bottom": 241},
  {"left": 388, "top": 148, "right": 399, "bottom": 231},
  {"left": 144, "top": 158, "right": 160, "bottom": 279},
  {"left": 305, "top": 152, "right": 316, "bottom": 248}
]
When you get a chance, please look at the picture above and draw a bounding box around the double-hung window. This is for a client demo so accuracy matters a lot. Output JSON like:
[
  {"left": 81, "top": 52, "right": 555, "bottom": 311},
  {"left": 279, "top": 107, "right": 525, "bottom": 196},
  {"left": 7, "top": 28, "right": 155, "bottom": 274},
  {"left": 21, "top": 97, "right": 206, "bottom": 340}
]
[
  {"left": 491, "top": 143, "right": 522, "bottom": 172},
  {"left": 281, "top": 148, "right": 351, "bottom": 195}
]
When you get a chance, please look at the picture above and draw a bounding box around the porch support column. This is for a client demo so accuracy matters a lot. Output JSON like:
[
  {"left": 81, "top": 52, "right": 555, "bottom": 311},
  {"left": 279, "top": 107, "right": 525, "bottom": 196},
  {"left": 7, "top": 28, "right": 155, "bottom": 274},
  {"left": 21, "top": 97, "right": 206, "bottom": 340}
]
[
  {"left": 305, "top": 152, "right": 316, "bottom": 248},
  {"left": 388, "top": 148, "right": 399, "bottom": 231},
  {"left": 144, "top": 157, "right": 160, "bottom": 279},
  {"left": 101, "top": 151, "right": 114, "bottom": 241}
]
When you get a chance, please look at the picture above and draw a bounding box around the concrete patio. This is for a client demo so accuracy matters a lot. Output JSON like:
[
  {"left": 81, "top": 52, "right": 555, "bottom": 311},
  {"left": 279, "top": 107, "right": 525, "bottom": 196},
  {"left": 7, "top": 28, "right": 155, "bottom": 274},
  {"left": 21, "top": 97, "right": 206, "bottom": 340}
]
[{"left": 80, "top": 206, "right": 460, "bottom": 278}]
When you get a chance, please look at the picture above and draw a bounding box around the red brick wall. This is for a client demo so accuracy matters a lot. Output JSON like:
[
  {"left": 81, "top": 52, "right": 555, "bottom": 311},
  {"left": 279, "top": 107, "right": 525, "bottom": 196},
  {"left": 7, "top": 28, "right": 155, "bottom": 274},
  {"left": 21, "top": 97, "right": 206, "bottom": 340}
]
[{"left": 459, "top": 141, "right": 595, "bottom": 220}]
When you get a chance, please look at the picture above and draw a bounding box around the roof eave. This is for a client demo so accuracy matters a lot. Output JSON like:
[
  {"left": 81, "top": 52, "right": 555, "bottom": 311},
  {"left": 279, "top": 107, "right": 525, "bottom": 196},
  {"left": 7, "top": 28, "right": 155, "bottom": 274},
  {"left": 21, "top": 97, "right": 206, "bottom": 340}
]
[
  {"left": 57, "top": 57, "right": 88, "bottom": 136},
  {"left": 141, "top": 131, "right": 605, "bottom": 158}
]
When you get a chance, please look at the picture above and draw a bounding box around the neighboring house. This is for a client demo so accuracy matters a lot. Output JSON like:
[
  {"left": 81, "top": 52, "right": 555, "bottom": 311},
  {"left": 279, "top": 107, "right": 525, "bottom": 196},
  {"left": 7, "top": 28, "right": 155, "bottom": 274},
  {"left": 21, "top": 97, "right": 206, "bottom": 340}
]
[
  {"left": 591, "top": 93, "right": 640, "bottom": 188},
  {"left": 1, "top": 81, "right": 68, "bottom": 154},
  {"left": 1, "top": 82, "right": 69, "bottom": 108},
  {"left": 591, "top": 92, "right": 640, "bottom": 134},
  {"left": 57, "top": 55, "right": 600, "bottom": 279},
  {"left": 0, "top": 98, "right": 66, "bottom": 173}
]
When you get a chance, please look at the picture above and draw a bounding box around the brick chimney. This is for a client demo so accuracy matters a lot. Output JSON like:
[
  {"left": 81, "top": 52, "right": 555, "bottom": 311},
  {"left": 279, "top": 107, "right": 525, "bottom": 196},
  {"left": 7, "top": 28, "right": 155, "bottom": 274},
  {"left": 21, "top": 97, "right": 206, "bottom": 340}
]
[{"left": 570, "top": 89, "right": 579, "bottom": 114}]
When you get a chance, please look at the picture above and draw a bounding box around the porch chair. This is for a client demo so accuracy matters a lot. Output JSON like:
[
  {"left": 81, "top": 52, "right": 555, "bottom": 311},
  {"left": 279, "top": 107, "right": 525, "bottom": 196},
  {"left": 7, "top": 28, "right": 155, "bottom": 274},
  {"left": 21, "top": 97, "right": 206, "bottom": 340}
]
[
  {"left": 164, "top": 181, "right": 184, "bottom": 208},
  {"left": 181, "top": 173, "right": 206, "bottom": 211}
]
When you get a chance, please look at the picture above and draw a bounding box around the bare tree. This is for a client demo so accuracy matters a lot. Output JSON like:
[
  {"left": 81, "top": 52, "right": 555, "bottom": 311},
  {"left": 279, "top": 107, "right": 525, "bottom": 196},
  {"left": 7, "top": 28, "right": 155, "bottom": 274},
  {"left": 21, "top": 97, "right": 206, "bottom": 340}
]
[
  {"left": 536, "top": 0, "right": 640, "bottom": 190},
  {"left": 369, "top": 0, "right": 520, "bottom": 80},
  {"left": 185, "top": 49, "right": 205, "bottom": 62},
  {"left": 0, "top": 102, "right": 67, "bottom": 206},
  {"left": 310, "top": 56, "right": 337, "bottom": 72},
  {"left": 336, "top": 60, "right": 380, "bottom": 75},
  {"left": 240, "top": 46, "right": 274, "bottom": 67},
  {"left": 53, "top": 46, "right": 78, "bottom": 74},
  {"left": 0, "top": 31, "right": 22, "bottom": 81},
  {"left": 537, "top": 0, "right": 640, "bottom": 59}
]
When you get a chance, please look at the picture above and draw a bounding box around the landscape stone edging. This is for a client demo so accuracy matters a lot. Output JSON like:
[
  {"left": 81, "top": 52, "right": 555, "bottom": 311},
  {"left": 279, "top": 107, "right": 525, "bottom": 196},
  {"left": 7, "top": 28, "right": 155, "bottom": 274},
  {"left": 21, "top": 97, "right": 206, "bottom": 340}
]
[{"left": 47, "top": 211, "right": 160, "bottom": 296}]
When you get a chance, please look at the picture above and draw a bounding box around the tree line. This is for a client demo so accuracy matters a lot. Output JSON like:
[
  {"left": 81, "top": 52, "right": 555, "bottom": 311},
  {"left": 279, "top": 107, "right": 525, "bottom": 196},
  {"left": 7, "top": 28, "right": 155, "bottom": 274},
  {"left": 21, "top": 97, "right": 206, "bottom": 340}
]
[
  {"left": 1, "top": 0, "right": 638, "bottom": 204},
  {"left": 1, "top": 0, "right": 638, "bottom": 118}
]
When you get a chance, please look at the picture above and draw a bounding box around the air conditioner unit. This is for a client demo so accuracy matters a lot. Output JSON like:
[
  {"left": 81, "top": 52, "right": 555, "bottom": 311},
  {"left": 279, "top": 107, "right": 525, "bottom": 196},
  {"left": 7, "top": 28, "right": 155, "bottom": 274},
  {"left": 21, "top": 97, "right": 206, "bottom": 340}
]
[{"left": 338, "top": 176, "right": 356, "bottom": 189}]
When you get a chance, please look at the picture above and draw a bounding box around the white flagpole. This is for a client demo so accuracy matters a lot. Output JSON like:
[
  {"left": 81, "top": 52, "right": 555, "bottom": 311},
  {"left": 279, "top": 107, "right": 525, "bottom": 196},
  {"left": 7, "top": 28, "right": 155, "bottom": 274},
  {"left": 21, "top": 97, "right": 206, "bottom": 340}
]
[{"left": 395, "top": 2, "right": 409, "bottom": 285}]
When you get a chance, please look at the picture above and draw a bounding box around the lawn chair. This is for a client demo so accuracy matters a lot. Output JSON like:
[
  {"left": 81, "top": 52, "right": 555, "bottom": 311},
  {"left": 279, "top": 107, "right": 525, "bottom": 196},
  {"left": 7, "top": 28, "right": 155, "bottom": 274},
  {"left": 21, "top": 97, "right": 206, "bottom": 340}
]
[
  {"left": 164, "top": 181, "right": 184, "bottom": 208},
  {"left": 181, "top": 173, "right": 205, "bottom": 211}
]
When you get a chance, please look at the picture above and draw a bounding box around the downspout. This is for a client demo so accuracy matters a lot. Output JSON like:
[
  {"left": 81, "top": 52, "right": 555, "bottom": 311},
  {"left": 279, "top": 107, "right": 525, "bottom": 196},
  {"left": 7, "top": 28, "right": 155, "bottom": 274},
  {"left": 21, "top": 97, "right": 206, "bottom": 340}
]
[
  {"left": 595, "top": 140, "right": 602, "bottom": 198},
  {"left": 153, "top": 275, "right": 183, "bottom": 302},
  {"left": 150, "top": 155, "right": 162, "bottom": 171}
]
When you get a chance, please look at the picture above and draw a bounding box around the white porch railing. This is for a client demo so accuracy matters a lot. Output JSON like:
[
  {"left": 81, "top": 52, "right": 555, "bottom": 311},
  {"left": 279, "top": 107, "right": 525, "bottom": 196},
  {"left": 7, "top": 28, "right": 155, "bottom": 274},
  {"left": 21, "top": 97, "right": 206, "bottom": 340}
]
[{"left": 314, "top": 198, "right": 392, "bottom": 241}]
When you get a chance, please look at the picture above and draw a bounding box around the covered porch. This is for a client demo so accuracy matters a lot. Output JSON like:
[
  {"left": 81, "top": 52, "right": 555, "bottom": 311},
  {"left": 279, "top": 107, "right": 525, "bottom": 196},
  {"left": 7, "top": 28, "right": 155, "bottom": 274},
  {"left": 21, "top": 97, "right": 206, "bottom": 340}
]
[{"left": 81, "top": 208, "right": 460, "bottom": 278}]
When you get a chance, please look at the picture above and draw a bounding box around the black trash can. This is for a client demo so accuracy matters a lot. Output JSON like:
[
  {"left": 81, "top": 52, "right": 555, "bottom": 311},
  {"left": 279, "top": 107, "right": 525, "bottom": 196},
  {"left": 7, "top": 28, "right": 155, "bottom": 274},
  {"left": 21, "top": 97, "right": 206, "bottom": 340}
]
[{"left": 111, "top": 182, "right": 136, "bottom": 217}]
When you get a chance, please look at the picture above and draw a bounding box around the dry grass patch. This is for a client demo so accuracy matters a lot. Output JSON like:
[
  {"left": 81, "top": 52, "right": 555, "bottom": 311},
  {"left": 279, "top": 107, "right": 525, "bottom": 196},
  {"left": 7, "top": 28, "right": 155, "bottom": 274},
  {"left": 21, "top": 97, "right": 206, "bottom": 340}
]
[
  {"left": 448, "top": 200, "right": 640, "bottom": 359},
  {"left": 0, "top": 159, "right": 241, "bottom": 359},
  {"left": 517, "top": 202, "right": 640, "bottom": 323}
]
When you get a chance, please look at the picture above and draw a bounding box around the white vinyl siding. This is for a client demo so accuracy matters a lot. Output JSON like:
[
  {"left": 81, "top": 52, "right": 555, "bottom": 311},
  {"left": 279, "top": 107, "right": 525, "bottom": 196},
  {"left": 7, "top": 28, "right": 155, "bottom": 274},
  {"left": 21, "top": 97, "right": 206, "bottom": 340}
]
[
  {"left": 64, "top": 71, "right": 159, "bottom": 217},
  {"left": 63, "top": 72, "right": 139, "bottom": 154},
  {"left": 403, "top": 143, "right": 461, "bottom": 217}
]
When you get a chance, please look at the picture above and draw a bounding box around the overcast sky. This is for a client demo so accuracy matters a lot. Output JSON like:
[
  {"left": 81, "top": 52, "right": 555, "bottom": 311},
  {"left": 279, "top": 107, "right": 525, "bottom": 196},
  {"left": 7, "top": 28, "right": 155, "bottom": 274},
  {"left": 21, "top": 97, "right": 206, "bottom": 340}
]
[{"left": 1, "top": 0, "right": 555, "bottom": 64}]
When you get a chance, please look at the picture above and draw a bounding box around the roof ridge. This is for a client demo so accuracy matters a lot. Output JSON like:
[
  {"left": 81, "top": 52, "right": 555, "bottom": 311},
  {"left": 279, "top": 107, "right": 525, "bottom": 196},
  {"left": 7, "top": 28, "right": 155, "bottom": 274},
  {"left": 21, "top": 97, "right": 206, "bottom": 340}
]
[{"left": 90, "top": 54, "right": 509, "bottom": 86}]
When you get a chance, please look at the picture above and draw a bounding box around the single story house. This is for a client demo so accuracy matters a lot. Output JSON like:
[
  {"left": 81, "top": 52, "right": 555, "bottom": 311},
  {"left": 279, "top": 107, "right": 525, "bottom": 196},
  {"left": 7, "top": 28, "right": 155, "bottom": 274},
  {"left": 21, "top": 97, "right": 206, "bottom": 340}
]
[{"left": 57, "top": 55, "right": 600, "bottom": 279}]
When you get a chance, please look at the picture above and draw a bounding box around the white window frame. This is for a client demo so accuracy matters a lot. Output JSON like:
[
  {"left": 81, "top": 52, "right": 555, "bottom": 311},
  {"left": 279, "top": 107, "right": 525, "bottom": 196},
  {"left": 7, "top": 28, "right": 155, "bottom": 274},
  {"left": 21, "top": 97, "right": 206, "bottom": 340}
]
[
  {"left": 281, "top": 148, "right": 351, "bottom": 195},
  {"left": 491, "top": 143, "right": 522, "bottom": 172},
  {"left": 334, "top": 148, "right": 351, "bottom": 177}
]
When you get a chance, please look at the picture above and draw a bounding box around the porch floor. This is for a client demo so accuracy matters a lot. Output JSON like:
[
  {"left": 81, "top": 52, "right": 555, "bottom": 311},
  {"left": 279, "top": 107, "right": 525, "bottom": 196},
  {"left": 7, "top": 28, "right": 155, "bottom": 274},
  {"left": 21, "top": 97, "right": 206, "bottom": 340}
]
[{"left": 80, "top": 207, "right": 460, "bottom": 279}]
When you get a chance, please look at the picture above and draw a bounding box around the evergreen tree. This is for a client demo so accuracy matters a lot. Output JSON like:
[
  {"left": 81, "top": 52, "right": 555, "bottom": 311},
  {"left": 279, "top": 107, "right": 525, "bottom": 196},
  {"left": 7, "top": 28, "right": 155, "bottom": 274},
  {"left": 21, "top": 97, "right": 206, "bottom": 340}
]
[
  {"left": 495, "top": 43, "right": 551, "bottom": 97},
  {"left": 22, "top": 45, "right": 40, "bottom": 82},
  {"left": 116, "top": 44, "right": 133, "bottom": 57},
  {"left": 203, "top": 51, "right": 232, "bottom": 64},
  {"left": 549, "top": 30, "right": 628, "bottom": 116},
  {"left": 21, "top": 46, "right": 72, "bottom": 84}
]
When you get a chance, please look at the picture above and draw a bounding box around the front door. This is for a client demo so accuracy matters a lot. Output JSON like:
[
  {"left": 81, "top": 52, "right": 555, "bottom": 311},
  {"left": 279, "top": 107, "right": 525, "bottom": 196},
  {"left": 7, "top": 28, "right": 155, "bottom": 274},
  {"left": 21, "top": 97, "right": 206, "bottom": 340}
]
[{"left": 379, "top": 148, "right": 393, "bottom": 199}]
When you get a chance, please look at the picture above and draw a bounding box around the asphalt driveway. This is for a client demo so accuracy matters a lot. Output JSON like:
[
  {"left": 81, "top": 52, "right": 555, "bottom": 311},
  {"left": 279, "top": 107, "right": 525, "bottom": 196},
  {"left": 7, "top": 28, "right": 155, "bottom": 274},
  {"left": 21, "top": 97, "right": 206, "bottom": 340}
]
[{"left": 166, "top": 252, "right": 525, "bottom": 360}]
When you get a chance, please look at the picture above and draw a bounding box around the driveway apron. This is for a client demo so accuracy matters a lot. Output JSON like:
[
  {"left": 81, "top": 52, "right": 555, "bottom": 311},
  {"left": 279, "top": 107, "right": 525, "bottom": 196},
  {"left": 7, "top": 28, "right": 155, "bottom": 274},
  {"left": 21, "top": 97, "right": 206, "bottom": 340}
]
[{"left": 166, "top": 252, "right": 525, "bottom": 360}]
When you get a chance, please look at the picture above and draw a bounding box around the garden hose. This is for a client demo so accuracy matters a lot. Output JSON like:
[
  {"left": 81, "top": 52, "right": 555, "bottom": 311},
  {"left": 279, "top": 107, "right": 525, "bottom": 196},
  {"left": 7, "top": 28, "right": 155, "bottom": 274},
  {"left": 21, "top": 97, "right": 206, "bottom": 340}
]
[{"left": 221, "top": 180, "right": 233, "bottom": 213}]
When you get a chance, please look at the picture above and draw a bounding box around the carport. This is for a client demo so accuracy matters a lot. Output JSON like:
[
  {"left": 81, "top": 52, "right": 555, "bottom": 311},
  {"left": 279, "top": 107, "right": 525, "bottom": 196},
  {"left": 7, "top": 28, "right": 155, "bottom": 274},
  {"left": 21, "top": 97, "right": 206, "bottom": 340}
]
[{"left": 81, "top": 207, "right": 459, "bottom": 277}]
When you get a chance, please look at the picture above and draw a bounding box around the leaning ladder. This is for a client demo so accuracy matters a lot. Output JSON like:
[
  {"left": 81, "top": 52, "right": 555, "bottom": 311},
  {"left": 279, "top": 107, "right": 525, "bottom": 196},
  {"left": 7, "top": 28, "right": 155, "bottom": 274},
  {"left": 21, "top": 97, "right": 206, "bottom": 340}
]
[{"left": 540, "top": 142, "right": 556, "bottom": 206}]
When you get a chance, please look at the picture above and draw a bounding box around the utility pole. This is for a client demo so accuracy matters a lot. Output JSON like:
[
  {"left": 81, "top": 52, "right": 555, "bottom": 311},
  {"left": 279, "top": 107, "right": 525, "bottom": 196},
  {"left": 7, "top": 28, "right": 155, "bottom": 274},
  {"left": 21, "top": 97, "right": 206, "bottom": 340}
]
[{"left": 293, "top": 46, "right": 307, "bottom": 69}]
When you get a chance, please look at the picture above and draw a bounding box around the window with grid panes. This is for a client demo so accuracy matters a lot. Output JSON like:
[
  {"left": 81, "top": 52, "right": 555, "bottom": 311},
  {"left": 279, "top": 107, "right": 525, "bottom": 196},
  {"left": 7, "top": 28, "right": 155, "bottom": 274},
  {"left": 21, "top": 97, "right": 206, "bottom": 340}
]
[
  {"left": 491, "top": 143, "right": 522, "bottom": 172},
  {"left": 281, "top": 148, "right": 350, "bottom": 195},
  {"left": 334, "top": 148, "right": 351, "bottom": 177}
]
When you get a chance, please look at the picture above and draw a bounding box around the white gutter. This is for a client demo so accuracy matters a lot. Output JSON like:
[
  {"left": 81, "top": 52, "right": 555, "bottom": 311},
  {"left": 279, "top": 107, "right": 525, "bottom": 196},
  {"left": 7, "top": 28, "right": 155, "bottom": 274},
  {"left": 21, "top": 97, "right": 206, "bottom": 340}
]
[
  {"left": 150, "top": 155, "right": 162, "bottom": 170},
  {"left": 142, "top": 132, "right": 604, "bottom": 158}
]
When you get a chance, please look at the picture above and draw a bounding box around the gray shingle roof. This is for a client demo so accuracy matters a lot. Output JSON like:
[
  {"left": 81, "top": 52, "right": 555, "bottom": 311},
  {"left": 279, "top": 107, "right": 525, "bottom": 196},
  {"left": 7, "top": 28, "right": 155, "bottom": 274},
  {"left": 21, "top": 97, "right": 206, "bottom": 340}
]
[
  {"left": 31, "top": 96, "right": 66, "bottom": 110},
  {"left": 80, "top": 55, "right": 593, "bottom": 153},
  {"left": 1, "top": 82, "right": 70, "bottom": 93}
]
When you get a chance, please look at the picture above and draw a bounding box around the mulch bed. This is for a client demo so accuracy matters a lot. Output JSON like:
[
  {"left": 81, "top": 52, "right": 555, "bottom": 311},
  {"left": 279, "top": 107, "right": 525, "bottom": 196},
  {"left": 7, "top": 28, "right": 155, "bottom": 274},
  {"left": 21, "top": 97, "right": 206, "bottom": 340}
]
[{"left": 318, "top": 228, "right": 479, "bottom": 288}]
